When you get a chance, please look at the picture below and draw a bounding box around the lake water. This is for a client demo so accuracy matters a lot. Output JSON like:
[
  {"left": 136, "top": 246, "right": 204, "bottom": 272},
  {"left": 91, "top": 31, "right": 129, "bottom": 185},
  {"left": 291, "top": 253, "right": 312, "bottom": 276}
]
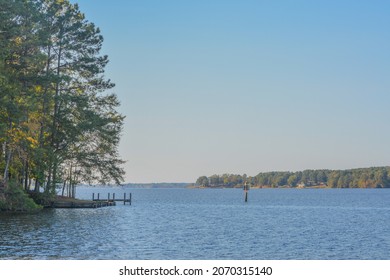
[{"left": 1, "top": 188, "right": 389, "bottom": 260}]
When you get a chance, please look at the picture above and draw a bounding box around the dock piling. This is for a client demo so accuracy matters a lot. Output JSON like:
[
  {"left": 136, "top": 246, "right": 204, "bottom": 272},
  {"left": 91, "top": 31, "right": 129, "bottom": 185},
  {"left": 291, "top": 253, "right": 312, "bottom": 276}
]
[
  {"left": 244, "top": 182, "right": 249, "bottom": 203},
  {"left": 89, "top": 192, "right": 132, "bottom": 206}
]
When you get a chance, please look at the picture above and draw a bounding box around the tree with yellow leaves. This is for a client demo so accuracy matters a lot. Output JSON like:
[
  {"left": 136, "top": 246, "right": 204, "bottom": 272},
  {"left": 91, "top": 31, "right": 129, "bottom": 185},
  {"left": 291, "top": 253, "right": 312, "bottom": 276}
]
[{"left": 1, "top": 0, "right": 125, "bottom": 209}]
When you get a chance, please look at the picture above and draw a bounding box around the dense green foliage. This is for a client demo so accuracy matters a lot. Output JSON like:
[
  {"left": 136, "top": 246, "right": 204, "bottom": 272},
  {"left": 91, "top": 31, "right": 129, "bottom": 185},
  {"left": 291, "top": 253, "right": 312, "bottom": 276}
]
[
  {"left": 0, "top": 181, "right": 42, "bottom": 211},
  {"left": 196, "top": 167, "right": 390, "bottom": 188},
  {"left": 0, "top": 0, "right": 125, "bottom": 206}
]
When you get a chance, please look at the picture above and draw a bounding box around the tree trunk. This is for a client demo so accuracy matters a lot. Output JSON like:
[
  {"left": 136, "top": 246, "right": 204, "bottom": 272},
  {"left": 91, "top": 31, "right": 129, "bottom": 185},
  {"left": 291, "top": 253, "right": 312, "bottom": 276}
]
[
  {"left": 61, "top": 180, "right": 66, "bottom": 196},
  {"left": 3, "top": 119, "right": 13, "bottom": 184},
  {"left": 3, "top": 146, "right": 12, "bottom": 184},
  {"left": 47, "top": 32, "right": 63, "bottom": 194},
  {"left": 24, "top": 159, "right": 29, "bottom": 191}
]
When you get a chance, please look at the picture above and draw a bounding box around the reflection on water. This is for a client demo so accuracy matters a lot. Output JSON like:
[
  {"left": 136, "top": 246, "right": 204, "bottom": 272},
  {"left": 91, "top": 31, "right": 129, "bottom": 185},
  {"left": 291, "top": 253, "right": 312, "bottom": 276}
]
[{"left": 1, "top": 188, "right": 390, "bottom": 259}]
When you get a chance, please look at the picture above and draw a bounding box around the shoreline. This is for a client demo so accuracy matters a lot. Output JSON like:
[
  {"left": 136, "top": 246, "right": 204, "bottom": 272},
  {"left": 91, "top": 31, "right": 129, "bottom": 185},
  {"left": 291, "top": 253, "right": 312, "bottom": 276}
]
[{"left": 187, "top": 185, "right": 387, "bottom": 189}]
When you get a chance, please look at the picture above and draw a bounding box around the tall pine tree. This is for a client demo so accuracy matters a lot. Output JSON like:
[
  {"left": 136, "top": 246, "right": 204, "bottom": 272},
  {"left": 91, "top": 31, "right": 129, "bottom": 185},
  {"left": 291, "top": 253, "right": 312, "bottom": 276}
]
[{"left": 1, "top": 0, "right": 125, "bottom": 200}]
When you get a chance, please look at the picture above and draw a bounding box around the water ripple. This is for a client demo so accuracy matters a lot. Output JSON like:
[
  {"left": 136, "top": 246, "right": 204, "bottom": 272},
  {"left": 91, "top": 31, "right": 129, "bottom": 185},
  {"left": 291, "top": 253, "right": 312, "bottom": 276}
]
[{"left": 1, "top": 188, "right": 390, "bottom": 259}]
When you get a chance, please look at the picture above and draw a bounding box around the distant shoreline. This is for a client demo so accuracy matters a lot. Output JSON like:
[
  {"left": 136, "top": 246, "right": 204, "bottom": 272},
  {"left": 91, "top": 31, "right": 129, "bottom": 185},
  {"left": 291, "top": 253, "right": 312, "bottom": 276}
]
[{"left": 195, "top": 166, "right": 390, "bottom": 189}]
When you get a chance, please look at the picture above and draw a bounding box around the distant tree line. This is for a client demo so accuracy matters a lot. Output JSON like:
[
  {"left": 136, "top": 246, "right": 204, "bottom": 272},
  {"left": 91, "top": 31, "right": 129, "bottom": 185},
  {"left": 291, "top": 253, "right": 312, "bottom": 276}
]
[
  {"left": 196, "top": 167, "right": 390, "bottom": 188},
  {"left": 124, "top": 183, "right": 189, "bottom": 189},
  {"left": 0, "top": 0, "right": 124, "bottom": 204}
]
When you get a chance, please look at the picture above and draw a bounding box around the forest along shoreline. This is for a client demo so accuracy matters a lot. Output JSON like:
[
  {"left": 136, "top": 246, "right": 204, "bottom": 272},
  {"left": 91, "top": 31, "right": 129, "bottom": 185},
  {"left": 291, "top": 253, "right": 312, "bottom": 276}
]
[
  {"left": 2, "top": 166, "right": 390, "bottom": 213},
  {"left": 0, "top": 1, "right": 125, "bottom": 212},
  {"left": 195, "top": 167, "right": 390, "bottom": 189}
]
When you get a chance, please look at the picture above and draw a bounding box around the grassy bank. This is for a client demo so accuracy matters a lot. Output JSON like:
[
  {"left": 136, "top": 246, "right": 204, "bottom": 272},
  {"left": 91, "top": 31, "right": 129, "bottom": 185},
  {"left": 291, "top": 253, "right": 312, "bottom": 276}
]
[{"left": 0, "top": 182, "right": 43, "bottom": 213}]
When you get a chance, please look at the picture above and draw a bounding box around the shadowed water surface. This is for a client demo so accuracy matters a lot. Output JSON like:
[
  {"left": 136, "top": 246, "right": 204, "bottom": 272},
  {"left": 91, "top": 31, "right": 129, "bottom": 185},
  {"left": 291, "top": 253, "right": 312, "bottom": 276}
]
[{"left": 1, "top": 188, "right": 389, "bottom": 259}]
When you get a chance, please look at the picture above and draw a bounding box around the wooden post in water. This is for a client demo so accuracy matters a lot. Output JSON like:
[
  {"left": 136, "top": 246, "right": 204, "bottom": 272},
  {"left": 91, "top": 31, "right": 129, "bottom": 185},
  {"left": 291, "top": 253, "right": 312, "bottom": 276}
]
[
  {"left": 244, "top": 182, "right": 249, "bottom": 203},
  {"left": 113, "top": 193, "right": 115, "bottom": 201},
  {"left": 108, "top": 193, "right": 110, "bottom": 201},
  {"left": 92, "top": 193, "right": 95, "bottom": 201},
  {"left": 98, "top": 193, "right": 100, "bottom": 200},
  {"left": 130, "top": 193, "right": 132, "bottom": 205},
  {"left": 123, "top": 193, "right": 126, "bottom": 205}
]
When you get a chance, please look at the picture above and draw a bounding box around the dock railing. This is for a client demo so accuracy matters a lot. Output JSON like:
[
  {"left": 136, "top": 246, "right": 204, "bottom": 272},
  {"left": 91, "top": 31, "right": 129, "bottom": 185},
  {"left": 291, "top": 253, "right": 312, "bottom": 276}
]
[{"left": 92, "top": 192, "right": 132, "bottom": 205}]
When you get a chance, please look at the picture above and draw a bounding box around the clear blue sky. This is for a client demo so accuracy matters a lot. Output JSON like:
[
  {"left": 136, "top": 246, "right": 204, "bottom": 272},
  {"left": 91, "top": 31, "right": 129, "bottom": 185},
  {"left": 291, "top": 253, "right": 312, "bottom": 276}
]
[{"left": 72, "top": 0, "right": 390, "bottom": 183}]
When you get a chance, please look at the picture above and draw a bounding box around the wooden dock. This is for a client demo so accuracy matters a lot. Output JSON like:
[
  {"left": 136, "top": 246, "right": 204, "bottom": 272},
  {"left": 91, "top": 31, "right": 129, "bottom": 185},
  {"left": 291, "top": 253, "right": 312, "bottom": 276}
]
[
  {"left": 46, "top": 193, "right": 132, "bottom": 209},
  {"left": 51, "top": 200, "right": 116, "bottom": 208},
  {"left": 92, "top": 192, "right": 132, "bottom": 205}
]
